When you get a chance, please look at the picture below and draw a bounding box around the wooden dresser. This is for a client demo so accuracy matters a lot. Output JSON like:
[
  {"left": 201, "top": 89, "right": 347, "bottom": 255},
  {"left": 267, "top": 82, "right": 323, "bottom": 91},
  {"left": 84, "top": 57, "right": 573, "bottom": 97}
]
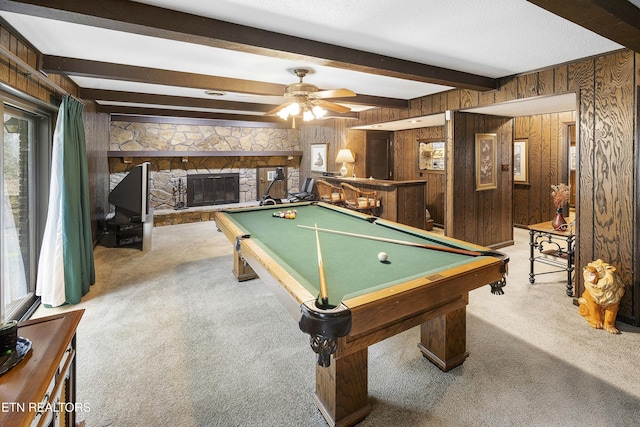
[
  {"left": 0, "top": 310, "right": 84, "bottom": 427},
  {"left": 324, "top": 177, "right": 428, "bottom": 229}
]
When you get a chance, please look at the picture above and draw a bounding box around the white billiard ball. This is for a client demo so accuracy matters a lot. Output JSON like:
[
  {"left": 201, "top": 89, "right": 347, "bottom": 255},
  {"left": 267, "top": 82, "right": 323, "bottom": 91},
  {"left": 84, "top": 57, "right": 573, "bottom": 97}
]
[{"left": 378, "top": 252, "right": 388, "bottom": 262}]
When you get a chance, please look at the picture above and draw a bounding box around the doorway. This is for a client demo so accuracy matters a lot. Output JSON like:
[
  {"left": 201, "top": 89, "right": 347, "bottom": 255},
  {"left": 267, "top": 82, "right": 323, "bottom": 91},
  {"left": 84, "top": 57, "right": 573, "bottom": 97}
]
[
  {"left": 567, "top": 123, "right": 576, "bottom": 208},
  {"left": 365, "top": 131, "right": 393, "bottom": 180},
  {"left": 2, "top": 103, "right": 49, "bottom": 321}
]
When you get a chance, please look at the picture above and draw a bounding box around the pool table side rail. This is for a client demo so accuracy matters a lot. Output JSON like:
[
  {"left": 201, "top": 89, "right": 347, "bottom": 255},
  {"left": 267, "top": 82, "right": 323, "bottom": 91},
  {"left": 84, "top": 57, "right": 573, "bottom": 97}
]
[
  {"left": 315, "top": 200, "right": 380, "bottom": 219},
  {"left": 374, "top": 217, "right": 497, "bottom": 252},
  {"left": 336, "top": 295, "right": 469, "bottom": 359},
  {"left": 342, "top": 257, "right": 505, "bottom": 349},
  {"left": 221, "top": 200, "right": 376, "bottom": 220},
  {"left": 214, "top": 210, "right": 318, "bottom": 311}
]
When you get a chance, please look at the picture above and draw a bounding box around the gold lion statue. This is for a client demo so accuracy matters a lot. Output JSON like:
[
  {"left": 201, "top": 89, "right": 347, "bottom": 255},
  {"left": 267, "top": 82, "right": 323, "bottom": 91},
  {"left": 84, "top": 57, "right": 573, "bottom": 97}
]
[{"left": 578, "top": 259, "right": 625, "bottom": 334}]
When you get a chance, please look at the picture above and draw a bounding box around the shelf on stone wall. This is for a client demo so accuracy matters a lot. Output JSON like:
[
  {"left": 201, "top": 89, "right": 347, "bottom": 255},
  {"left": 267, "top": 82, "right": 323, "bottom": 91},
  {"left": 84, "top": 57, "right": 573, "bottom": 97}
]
[{"left": 107, "top": 150, "right": 303, "bottom": 163}]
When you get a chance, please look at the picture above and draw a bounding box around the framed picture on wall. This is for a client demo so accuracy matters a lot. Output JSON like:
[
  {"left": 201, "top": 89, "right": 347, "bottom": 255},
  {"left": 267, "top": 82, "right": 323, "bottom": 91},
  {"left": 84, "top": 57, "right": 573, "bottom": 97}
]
[
  {"left": 475, "top": 133, "right": 497, "bottom": 191},
  {"left": 418, "top": 140, "right": 445, "bottom": 170},
  {"left": 310, "top": 144, "right": 327, "bottom": 172},
  {"left": 513, "top": 139, "right": 528, "bottom": 184}
]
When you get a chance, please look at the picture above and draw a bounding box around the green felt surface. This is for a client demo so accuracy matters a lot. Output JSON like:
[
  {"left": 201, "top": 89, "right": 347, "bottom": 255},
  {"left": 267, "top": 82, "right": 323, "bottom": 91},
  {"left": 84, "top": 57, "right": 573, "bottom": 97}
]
[{"left": 224, "top": 203, "right": 485, "bottom": 306}]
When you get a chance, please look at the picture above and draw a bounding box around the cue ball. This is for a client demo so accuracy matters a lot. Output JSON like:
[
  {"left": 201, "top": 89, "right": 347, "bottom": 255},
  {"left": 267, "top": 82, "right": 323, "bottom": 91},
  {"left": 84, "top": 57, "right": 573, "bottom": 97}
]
[{"left": 378, "top": 252, "right": 388, "bottom": 262}]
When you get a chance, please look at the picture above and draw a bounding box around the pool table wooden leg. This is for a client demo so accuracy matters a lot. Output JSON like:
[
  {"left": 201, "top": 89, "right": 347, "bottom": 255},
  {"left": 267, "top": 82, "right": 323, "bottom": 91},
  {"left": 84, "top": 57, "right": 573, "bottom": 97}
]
[
  {"left": 417, "top": 305, "right": 469, "bottom": 372},
  {"left": 232, "top": 251, "right": 258, "bottom": 281},
  {"left": 313, "top": 347, "right": 372, "bottom": 427}
]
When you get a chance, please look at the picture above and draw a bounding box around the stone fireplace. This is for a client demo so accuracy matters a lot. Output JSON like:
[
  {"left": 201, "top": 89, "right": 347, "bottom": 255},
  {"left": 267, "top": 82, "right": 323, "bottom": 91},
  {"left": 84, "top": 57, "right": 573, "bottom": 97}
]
[
  {"left": 186, "top": 173, "right": 239, "bottom": 207},
  {"left": 108, "top": 121, "right": 303, "bottom": 217}
]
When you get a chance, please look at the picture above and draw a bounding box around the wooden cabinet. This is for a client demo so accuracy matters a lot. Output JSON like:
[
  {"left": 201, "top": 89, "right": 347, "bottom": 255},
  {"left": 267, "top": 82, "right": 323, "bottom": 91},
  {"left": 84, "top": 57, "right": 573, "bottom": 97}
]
[
  {"left": 0, "top": 310, "right": 84, "bottom": 427},
  {"left": 325, "top": 177, "right": 427, "bottom": 229}
]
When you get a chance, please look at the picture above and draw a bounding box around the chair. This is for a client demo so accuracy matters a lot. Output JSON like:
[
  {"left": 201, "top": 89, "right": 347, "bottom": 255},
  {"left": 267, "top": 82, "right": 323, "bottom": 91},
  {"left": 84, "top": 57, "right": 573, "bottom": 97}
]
[
  {"left": 341, "top": 182, "right": 380, "bottom": 214},
  {"left": 288, "top": 178, "right": 315, "bottom": 202},
  {"left": 315, "top": 180, "right": 344, "bottom": 205}
]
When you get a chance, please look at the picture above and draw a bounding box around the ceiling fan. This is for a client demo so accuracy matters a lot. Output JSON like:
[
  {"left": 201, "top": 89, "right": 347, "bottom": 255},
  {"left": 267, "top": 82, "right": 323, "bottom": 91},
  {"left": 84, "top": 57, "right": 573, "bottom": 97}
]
[{"left": 265, "top": 69, "right": 356, "bottom": 125}]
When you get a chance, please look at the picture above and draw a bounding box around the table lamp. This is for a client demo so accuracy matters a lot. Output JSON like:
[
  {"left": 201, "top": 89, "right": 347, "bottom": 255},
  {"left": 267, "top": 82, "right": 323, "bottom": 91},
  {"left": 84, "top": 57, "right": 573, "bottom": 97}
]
[{"left": 335, "top": 149, "right": 355, "bottom": 177}]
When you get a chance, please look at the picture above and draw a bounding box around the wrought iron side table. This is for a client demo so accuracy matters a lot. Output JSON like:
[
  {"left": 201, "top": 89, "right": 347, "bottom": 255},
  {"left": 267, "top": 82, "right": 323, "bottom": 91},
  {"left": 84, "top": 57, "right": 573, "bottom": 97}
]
[{"left": 528, "top": 219, "right": 575, "bottom": 296}]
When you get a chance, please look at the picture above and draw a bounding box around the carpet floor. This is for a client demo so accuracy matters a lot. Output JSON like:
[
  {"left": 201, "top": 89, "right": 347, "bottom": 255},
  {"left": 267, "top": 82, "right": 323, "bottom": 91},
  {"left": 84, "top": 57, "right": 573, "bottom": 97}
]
[{"left": 34, "top": 222, "right": 640, "bottom": 427}]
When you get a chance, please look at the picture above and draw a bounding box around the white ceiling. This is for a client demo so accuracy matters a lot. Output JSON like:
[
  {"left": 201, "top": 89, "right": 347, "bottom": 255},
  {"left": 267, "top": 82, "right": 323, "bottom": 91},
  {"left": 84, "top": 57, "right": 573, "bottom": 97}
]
[
  {"left": 0, "top": 0, "right": 626, "bottom": 128},
  {"left": 462, "top": 93, "right": 578, "bottom": 117},
  {"left": 130, "top": 0, "right": 619, "bottom": 78},
  {"left": 351, "top": 92, "right": 577, "bottom": 131}
]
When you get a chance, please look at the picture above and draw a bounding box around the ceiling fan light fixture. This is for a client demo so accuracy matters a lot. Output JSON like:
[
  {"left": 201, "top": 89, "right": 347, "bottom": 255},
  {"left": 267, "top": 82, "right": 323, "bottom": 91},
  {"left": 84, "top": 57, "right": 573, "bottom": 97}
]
[
  {"left": 287, "top": 102, "right": 300, "bottom": 115},
  {"left": 312, "top": 105, "right": 326, "bottom": 118},
  {"left": 277, "top": 108, "right": 290, "bottom": 120},
  {"left": 303, "top": 109, "right": 315, "bottom": 121},
  {"left": 267, "top": 69, "right": 355, "bottom": 125}
]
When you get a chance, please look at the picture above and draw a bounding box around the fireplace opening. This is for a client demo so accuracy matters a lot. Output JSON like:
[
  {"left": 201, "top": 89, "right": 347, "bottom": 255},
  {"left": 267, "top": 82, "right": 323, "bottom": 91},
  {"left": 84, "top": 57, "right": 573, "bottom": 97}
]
[{"left": 187, "top": 173, "right": 239, "bottom": 207}]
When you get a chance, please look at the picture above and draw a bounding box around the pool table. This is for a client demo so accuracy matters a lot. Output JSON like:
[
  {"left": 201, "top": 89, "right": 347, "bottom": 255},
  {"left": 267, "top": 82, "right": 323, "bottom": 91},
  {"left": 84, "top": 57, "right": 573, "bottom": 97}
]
[{"left": 214, "top": 202, "right": 508, "bottom": 427}]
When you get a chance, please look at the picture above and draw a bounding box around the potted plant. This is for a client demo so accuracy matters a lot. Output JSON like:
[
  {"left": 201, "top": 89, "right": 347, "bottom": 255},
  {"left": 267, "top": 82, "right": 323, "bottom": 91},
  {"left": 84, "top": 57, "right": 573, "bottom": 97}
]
[{"left": 550, "top": 183, "right": 570, "bottom": 230}]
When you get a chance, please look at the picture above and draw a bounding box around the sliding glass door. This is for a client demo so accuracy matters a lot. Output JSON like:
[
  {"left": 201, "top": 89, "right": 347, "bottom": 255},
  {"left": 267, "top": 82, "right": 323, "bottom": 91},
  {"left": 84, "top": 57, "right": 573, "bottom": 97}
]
[{"left": 1, "top": 100, "right": 50, "bottom": 321}]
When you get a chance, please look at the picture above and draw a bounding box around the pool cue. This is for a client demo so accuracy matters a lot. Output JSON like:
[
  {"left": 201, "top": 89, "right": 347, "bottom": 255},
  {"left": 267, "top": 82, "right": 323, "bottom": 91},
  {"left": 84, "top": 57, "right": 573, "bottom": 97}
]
[
  {"left": 314, "top": 223, "right": 330, "bottom": 307},
  {"left": 298, "top": 224, "right": 483, "bottom": 257}
]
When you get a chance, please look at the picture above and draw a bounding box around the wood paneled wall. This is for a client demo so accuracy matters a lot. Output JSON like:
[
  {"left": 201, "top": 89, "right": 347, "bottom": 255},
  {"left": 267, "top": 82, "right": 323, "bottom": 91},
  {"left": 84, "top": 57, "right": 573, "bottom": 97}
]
[
  {"left": 394, "top": 126, "right": 446, "bottom": 225},
  {"left": 346, "top": 49, "right": 639, "bottom": 325},
  {"left": 572, "top": 51, "right": 636, "bottom": 321},
  {"left": 297, "top": 120, "right": 366, "bottom": 193},
  {"left": 0, "top": 23, "right": 110, "bottom": 243},
  {"left": 447, "top": 113, "right": 513, "bottom": 248},
  {"left": 0, "top": 24, "right": 76, "bottom": 104},
  {"left": 513, "top": 111, "right": 576, "bottom": 227}
]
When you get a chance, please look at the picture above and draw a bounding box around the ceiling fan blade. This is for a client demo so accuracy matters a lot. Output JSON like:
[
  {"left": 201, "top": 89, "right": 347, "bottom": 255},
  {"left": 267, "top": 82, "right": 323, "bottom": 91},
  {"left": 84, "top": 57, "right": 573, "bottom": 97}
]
[
  {"left": 314, "top": 100, "right": 352, "bottom": 114},
  {"left": 264, "top": 101, "right": 292, "bottom": 116},
  {"left": 314, "top": 88, "right": 356, "bottom": 99}
]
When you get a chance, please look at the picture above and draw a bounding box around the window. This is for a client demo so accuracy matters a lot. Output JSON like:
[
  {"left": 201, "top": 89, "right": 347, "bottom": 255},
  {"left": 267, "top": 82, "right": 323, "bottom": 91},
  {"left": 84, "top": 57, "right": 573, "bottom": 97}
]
[{"left": 1, "top": 98, "right": 52, "bottom": 321}]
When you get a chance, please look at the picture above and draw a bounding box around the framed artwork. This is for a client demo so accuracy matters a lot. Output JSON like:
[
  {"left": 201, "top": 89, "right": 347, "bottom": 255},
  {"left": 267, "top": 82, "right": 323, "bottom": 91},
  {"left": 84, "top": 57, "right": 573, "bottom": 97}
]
[
  {"left": 513, "top": 139, "right": 528, "bottom": 184},
  {"left": 310, "top": 144, "right": 327, "bottom": 172},
  {"left": 418, "top": 140, "right": 445, "bottom": 170},
  {"left": 475, "top": 133, "right": 497, "bottom": 191}
]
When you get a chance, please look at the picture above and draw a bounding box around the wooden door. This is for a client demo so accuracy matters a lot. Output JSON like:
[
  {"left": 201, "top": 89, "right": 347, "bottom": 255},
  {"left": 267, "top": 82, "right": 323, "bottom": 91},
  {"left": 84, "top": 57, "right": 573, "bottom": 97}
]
[{"left": 366, "top": 131, "right": 393, "bottom": 180}]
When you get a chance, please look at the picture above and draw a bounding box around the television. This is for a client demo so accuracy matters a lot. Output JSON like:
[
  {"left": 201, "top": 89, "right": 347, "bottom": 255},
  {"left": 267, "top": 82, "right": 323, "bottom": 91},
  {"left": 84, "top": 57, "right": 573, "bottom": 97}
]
[{"left": 108, "top": 162, "right": 151, "bottom": 223}]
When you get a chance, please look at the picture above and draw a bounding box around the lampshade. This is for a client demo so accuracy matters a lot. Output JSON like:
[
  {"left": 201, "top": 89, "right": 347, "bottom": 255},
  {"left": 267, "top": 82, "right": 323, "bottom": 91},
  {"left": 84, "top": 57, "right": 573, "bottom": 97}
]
[
  {"left": 335, "top": 149, "right": 355, "bottom": 163},
  {"left": 335, "top": 149, "right": 355, "bottom": 177}
]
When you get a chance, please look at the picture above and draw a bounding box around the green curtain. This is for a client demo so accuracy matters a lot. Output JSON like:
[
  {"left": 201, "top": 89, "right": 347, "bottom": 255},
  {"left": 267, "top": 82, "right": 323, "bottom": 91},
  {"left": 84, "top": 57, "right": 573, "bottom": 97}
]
[
  {"left": 38, "top": 95, "right": 95, "bottom": 306},
  {"left": 60, "top": 95, "right": 95, "bottom": 303}
]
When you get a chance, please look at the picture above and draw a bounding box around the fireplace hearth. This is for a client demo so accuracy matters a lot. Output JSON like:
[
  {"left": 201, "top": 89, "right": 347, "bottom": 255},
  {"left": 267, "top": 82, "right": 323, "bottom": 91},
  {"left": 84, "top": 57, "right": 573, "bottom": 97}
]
[{"left": 187, "top": 173, "right": 239, "bottom": 207}]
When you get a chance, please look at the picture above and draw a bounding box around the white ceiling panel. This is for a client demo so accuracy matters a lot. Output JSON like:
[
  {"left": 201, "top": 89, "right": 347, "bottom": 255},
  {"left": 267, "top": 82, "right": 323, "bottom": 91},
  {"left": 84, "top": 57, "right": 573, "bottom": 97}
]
[
  {"left": 133, "top": 0, "right": 622, "bottom": 77},
  {"left": 1, "top": 11, "right": 451, "bottom": 100},
  {"left": 0, "top": 0, "right": 627, "bottom": 125}
]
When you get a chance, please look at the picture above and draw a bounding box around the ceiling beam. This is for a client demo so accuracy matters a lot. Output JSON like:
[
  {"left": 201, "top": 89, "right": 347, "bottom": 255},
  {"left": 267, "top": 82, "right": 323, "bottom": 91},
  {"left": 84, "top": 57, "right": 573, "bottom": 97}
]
[
  {"left": 109, "top": 114, "right": 292, "bottom": 129},
  {"left": 527, "top": 0, "right": 640, "bottom": 52},
  {"left": 96, "top": 105, "right": 283, "bottom": 122},
  {"left": 330, "top": 95, "right": 408, "bottom": 109},
  {"left": 79, "top": 88, "right": 279, "bottom": 113},
  {"left": 0, "top": 0, "right": 497, "bottom": 91},
  {"left": 97, "top": 105, "right": 358, "bottom": 122},
  {"left": 42, "top": 56, "right": 286, "bottom": 96},
  {"left": 46, "top": 56, "right": 408, "bottom": 109}
]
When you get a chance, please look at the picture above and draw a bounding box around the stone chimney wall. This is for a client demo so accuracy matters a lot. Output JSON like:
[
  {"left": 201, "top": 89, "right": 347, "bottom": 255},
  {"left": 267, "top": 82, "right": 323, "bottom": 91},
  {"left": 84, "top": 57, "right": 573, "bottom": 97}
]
[{"left": 109, "top": 121, "right": 301, "bottom": 210}]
